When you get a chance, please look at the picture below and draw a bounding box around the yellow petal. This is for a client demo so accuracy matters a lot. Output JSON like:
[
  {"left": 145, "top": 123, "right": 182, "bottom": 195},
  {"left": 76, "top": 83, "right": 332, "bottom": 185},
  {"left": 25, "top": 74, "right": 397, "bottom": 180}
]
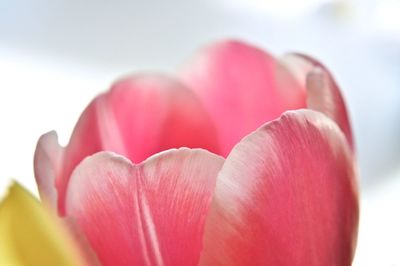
[{"left": 0, "top": 182, "right": 86, "bottom": 266}]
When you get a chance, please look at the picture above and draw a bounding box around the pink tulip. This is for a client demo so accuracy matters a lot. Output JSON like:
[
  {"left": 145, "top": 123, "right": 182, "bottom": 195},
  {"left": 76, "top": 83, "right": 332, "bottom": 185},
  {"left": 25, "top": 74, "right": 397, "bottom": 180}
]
[{"left": 34, "top": 40, "right": 359, "bottom": 265}]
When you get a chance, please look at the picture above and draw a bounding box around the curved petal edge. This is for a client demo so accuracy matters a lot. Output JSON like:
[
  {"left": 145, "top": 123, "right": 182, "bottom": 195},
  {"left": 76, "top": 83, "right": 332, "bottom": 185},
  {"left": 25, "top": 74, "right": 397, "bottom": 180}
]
[
  {"left": 34, "top": 131, "right": 63, "bottom": 210},
  {"left": 281, "top": 54, "right": 354, "bottom": 150},
  {"left": 65, "top": 149, "right": 224, "bottom": 266},
  {"left": 180, "top": 40, "right": 306, "bottom": 156},
  {"left": 200, "top": 109, "right": 359, "bottom": 266}
]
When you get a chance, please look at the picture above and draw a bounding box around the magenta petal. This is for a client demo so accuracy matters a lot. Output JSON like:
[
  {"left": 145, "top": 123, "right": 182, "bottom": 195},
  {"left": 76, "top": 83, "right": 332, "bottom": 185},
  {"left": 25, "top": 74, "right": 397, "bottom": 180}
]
[
  {"left": 200, "top": 110, "right": 359, "bottom": 265},
  {"left": 282, "top": 54, "right": 354, "bottom": 149},
  {"left": 33, "top": 131, "right": 63, "bottom": 209},
  {"left": 181, "top": 40, "right": 306, "bottom": 156},
  {"left": 36, "top": 75, "right": 220, "bottom": 215},
  {"left": 65, "top": 149, "right": 224, "bottom": 266}
]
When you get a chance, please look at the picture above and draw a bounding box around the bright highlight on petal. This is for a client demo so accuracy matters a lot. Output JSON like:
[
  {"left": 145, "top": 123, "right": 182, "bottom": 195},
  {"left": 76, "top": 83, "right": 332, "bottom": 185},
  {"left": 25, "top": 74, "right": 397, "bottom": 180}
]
[
  {"left": 65, "top": 149, "right": 224, "bottom": 266},
  {"left": 34, "top": 131, "right": 62, "bottom": 210},
  {"left": 0, "top": 182, "right": 86, "bottom": 266},
  {"left": 200, "top": 110, "right": 359, "bottom": 265},
  {"left": 282, "top": 53, "right": 354, "bottom": 149}
]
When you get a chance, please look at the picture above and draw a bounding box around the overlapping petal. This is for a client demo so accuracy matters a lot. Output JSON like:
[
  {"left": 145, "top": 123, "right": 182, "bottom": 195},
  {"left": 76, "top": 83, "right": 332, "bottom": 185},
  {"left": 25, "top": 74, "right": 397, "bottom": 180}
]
[
  {"left": 65, "top": 149, "right": 224, "bottom": 266},
  {"left": 281, "top": 54, "right": 354, "bottom": 149},
  {"left": 200, "top": 110, "right": 359, "bottom": 265},
  {"left": 31, "top": 39, "right": 359, "bottom": 266},
  {"left": 35, "top": 75, "right": 219, "bottom": 214},
  {"left": 180, "top": 40, "right": 306, "bottom": 156},
  {"left": 34, "top": 131, "right": 62, "bottom": 210}
]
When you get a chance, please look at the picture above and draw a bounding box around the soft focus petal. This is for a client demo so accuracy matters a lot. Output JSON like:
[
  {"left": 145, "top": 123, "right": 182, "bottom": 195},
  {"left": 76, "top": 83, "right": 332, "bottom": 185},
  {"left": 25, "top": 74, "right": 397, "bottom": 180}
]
[
  {"left": 282, "top": 54, "right": 354, "bottom": 149},
  {"left": 0, "top": 182, "right": 87, "bottom": 266},
  {"left": 65, "top": 149, "right": 224, "bottom": 266},
  {"left": 35, "top": 74, "right": 219, "bottom": 215},
  {"left": 107, "top": 75, "right": 219, "bottom": 160},
  {"left": 180, "top": 40, "right": 306, "bottom": 156},
  {"left": 200, "top": 110, "right": 359, "bottom": 265},
  {"left": 34, "top": 131, "right": 63, "bottom": 209}
]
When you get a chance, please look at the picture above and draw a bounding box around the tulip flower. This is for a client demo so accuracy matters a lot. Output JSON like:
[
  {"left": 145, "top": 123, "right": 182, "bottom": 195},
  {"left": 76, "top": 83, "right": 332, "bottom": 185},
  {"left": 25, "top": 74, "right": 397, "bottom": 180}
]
[{"left": 34, "top": 40, "right": 359, "bottom": 265}]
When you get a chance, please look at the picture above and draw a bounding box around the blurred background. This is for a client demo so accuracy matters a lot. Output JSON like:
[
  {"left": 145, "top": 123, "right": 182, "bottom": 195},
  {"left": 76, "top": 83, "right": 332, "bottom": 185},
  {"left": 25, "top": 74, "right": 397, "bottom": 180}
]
[{"left": 0, "top": 0, "right": 399, "bottom": 264}]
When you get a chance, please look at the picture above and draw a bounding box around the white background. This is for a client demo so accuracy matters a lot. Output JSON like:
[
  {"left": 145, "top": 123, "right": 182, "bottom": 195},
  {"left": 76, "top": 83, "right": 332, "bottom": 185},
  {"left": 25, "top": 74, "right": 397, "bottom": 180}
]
[{"left": 0, "top": 0, "right": 399, "bottom": 264}]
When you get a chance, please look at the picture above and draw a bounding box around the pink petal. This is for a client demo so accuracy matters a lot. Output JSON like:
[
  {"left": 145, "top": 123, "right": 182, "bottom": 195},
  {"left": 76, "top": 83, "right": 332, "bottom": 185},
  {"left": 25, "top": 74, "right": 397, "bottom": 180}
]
[
  {"left": 200, "top": 110, "right": 359, "bottom": 265},
  {"left": 180, "top": 40, "right": 306, "bottom": 156},
  {"left": 36, "top": 75, "right": 220, "bottom": 215},
  {"left": 108, "top": 75, "right": 220, "bottom": 161},
  {"left": 33, "top": 131, "right": 63, "bottom": 209},
  {"left": 33, "top": 132, "right": 105, "bottom": 265},
  {"left": 65, "top": 149, "right": 224, "bottom": 266},
  {"left": 282, "top": 54, "right": 354, "bottom": 149},
  {"left": 55, "top": 96, "right": 105, "bottom": 214},
  {"left": 62, "top": 217, "right": 102, "bottom": 265}
]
